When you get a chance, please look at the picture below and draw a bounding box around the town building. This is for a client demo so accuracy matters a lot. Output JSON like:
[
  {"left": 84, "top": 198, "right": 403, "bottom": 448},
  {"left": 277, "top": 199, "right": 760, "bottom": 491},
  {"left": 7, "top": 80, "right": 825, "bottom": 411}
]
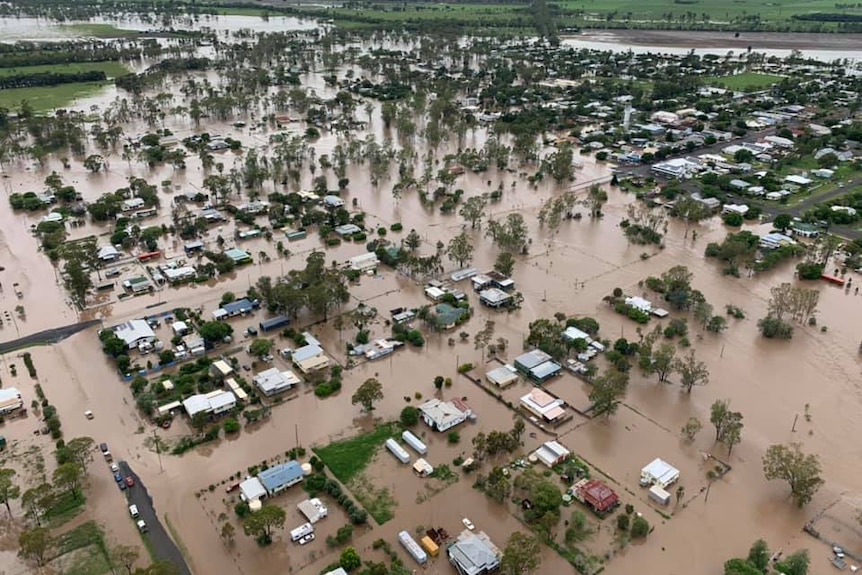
[
  {"left": 97, "top": 245, "right": 120, "bottom": 262},
  {"left": 448, "top": 530, "right": 502, "bottom": 575},
  {"left": 323, "top": 195, "right": 345, "bottom": 209},
  {"left": 182, "top": 390, "right": 237, "bottom": 418},
  {"left": 253, "top": 367, "right": 301, "bottom": 396},
  {"left": 520, "top": 388, "right": 567, "bottom": 425},
  {"left": 221, "top": 298, "right": 255, "bottom": 317},
  {"left": 113, "top": 320, "right": 156, "bottom": 349},
  {"left": 485, "top": 365, "right": 519, "bottom": 388},
  {"left": 418, "top": 398, "right": 471, "bottom": 432},
  {"left": 259, "top": 315, "right": 290, "bottom": 333},
  {"left": 291, "top": 334, "right": 329, "bottom": 373},
  {"left": 210, "top": 360, "right": 234, "bottom": 378},
  {"left": 239, "top": 477, "right": 267, "bottom": 502},
  {"left": 624, "top": 296, "right": 652, "bottom": 314}
]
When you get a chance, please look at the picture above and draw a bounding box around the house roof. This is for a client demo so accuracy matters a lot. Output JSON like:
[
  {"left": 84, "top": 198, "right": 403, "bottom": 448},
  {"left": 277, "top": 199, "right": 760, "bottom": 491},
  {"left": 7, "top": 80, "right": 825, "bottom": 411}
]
[
  {"left": 253, "top": 368, "right": 300, "bottom": 394},
  {"left": 211, "top": 360, "right": 233, "bottom": 376},
  {"left": 435, "top": 303, "right": 467, "bottom": 326},
  {"left": 98, "top": 245, "right": 120, "bottom": 259},
  {"left": 223, "top": 298, "right": 253, "bottom": 315},
  {"left": 114, "top": 319, "right": 155, "bottom": 347},
  {"left": 486, "top": 366, "right": 519, "bottom": 386},
  {"left": 534, "top": 440, "right": 571, "bottom": 467},
  {"left": 182, "top": 394, "right": 212, "bottom": 417},
  {"left": 258, "top": 461, "right": 303, "bottom": 492},
  {"left": 521, "top": 388, "right": 566, "bottom": 420},
  {"left": 563, "top": 326, "right": 591, "bottom": 343},
  {"left": 448, "top": 531, "right": 502, "bottom": 575},
  {"left": 578, "top": 479, "right": 618, "bottom": 511},
  {"left": 224, "top": 248, "right": 251, "bottom": 262},
  {"left": 292, "top": 343, "right": 324, "bottom": 363},
  {"left": 419, "top": 398, "right": 468, "bottom": 428},
  {"left": 515, "top": 349, "right": 553, "bottom": 370},
  {"left": 209, "top": 390, "right": 236, "bottom": 411},
  {"left": 530, "top": 361, "right": 562, "bottom": 380}
]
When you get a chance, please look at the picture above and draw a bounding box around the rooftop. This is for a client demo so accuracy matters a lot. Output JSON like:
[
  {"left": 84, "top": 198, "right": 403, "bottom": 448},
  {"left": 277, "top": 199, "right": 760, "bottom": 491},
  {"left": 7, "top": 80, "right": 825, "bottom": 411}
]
[
  {"left": 258, "top": 461, "right": 303, "bottom": 493},
  {"left": 448, "top": 530, "right": 502, "bottom": 575},
  {"left": 113, "top": 319, "right": 155, "bottom": 347},
  {"left": 514, "top": 349, "right": 553, "bottom": 370}
]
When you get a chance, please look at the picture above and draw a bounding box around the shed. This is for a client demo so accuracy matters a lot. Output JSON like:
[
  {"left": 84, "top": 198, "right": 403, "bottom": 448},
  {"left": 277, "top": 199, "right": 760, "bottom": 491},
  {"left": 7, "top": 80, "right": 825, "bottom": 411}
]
[
  {"left": 156, "top": 400, "right": 181, "bottom": 416},
  {"left": 485, "top": 365, "right": 519, "bottom": 388},
  {"left": 533, "top": 440, "right": 571, "bottom": 467},
  {"left": 239, "top": 477, "right": 267, "bottom": 502},
  {"left": 385, "top": 438, "right": 410, "bottom": 464},
  {"left": 171, "top": 321, "right": 189, "bottom": 336},
  {"left": 297, "top": 498, "right": 328, "bottom": 523},
  {"left": 420, "top": 536, "right": 440, "bottom": 557},
  {"left": 211, "top": 360, "right": 233, "bottom": 378},
  {"left": 398, "top": 531, "right": 428, "bottom": 565},
  {"left": 641, "top": 458, "right": 680, "bottom": 488},
  {"left": 223, "top": 298, "right": 254, "bottom": 317},
  {"left": 224, "top": 248, "right": 252, "bottom": 264},
  {"left": 401, "top": 430, "right": 428, "bottom": 455},
  {"left": 413, "top": 458, "right": 434, "bottom": 477},
  {"left": 259, "top": 315, "right": 290, "bottom": 332}
]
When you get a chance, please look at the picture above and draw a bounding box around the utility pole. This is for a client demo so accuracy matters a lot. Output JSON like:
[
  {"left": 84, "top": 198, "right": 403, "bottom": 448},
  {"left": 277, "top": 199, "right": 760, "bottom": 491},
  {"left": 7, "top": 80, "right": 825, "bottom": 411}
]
[{"left": 791, "top": 414, "right": 799, "bottom": 433}]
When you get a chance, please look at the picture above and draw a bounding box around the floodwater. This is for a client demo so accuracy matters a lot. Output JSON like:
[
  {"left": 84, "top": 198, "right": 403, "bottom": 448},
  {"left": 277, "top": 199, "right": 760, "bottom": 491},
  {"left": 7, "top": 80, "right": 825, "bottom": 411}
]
[
  {"left": 0, "top": 24, "right": 861, "bottom": 575},
  {"left": 563, "top": 30, "right": 862, "bottom": 61}
]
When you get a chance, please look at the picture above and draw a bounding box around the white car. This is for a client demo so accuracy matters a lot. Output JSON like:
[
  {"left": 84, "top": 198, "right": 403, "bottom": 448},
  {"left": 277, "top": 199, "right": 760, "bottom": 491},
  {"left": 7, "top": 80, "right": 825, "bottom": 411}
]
[
  {"left": 298, "top": 533, "right": 315, "bottom": 546},
  {"left": 129, "top": 505, "right": 139, "bottom": 518},
  {"left": 462, "top": 518, "right": 475, "bottom": 531},
  {"left": 136, "top": 519, "right": 148, "bottom": 533},
  {"left": 110, "top": 463, "right": 119, "bottom": 473},
  {"left": 84, "top": 410, "right": 94, "bottom": 420}
]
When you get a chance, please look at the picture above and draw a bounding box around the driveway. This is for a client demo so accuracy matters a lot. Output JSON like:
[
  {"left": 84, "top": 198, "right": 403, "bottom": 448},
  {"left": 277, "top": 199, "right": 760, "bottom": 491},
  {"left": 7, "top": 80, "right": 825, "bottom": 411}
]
[{"left": 118, "top": 461, "right": 193, "bottom": 575}]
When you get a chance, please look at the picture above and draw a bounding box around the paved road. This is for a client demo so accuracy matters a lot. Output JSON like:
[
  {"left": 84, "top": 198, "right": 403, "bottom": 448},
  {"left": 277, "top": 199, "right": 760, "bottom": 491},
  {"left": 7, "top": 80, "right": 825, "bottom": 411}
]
[
  {"left": 119, "top": 461, "right": 193, "bottom": 575},
  {"left": 0, "top": 319, "right": 101, "bottom": 353}
]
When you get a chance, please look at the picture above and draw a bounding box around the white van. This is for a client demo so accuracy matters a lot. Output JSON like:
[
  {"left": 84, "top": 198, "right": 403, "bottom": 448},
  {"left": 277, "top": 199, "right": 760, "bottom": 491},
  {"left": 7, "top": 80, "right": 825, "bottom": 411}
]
[{"left": 290, "top": 523, "right": 314, "bottom": 542}]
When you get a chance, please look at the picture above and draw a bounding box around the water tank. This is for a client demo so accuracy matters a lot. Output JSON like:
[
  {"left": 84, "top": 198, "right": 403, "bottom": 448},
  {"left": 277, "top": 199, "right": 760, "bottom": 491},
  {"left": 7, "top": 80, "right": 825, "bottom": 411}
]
[{"left": 301, "top": 463, "right": 313, "bottom": 476}]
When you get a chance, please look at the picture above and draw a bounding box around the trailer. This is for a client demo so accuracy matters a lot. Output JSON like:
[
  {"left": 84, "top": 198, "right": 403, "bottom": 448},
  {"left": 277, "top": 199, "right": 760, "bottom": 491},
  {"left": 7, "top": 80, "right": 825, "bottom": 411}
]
[
  {"left": 259, "top": 315, "right": 290, "bottom": 333},
  {"left": 290, "top": 523, "right": 314, "bottom": 542},
  {"left": 398, "top": 530, "right": 428, "bottom": 565},
  {"left": 401, "top": 430, "right": 428, "bottom": 455},
  {"left": 385, "top": 438, "right": 410, "bottom": 464}
]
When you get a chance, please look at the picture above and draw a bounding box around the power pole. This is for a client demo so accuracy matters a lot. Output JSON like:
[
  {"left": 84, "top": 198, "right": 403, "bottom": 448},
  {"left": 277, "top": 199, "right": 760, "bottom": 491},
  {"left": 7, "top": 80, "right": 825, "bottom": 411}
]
[{"left": 153, "top": 428, "right": 163, "bottom": 472}]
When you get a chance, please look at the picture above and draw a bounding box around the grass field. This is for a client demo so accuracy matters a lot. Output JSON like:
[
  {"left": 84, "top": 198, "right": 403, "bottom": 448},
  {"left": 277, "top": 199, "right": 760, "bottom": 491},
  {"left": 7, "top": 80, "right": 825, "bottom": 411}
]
[
  {"left": 556, "top": 0, "right": 862, "bottom": 22},
  {"left": 0, "top": 82, "right": 110, "bottom": 111},
  {"left": 50, "top": 521, "right": 111, "bottom": 575},
  {"left": 313, "top": 422, "right": 400, "bottom": 484},
  {"left": 60, "top": 23, "right": 138, "bottom": 38},
  {"left": 705, "top": 72, "right": 784, "bottom": 91},
  {"left": 0, "top": 62, "right": 129, "bottom": 78}
]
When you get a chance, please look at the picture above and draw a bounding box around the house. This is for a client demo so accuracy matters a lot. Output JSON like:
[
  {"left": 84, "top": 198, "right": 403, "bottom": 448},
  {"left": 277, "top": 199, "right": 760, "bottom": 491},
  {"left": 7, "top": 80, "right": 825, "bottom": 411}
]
[
  {"left": 171, "top": 321, "right": 189, "bottom": 336},
  {"left": 433, "top": 303, "right": 468, "bottom": 330},
  {"left": 98, "top": 245, "right": 120, "bottom": 262},
  {"left": 253, "top": 367, "right": 300, "bottom": 396},
  {"left": 728, "top": 179, "right": 751, "bottom": 192},
  {"left": 764, "top": 135, "right": 794, "bottom": 148},
  {"left": 184, "top": 241, "right": 205, "bottom": 255},
  {"left": 651, "top": 158, "right": 698, "bottom": 179},
  {"left": 784, "top": 175, "right": 812, "bottom": 186},
  {"left": 486, "top": 271, "right": 515, "bottom": 291},
  {"left": 224, "top": 248, "right": 252, "bottom": 265},
  {"left": 323, "top": 195, "right": 345, "bottom": 209},
  {"left": 562, "top": 326, "right": 592, "bottom": 345},
  {"left": 348, "top": 252, "right": 379, "bottom": 272},
  {"left": 222, "top": 298, "right": 254, "bottom": 317},
  {"left": 479, "top": 288, "right": 512, "bottom": 308},
  {"left": 182, "top": 394, "right": 215, "bottom": 418},
  {"left": 791, "top": 223, "right": 819, "bottom": 238},
  {"left": 210, "top": 360, "right": 234, "bottom": 378},
  {"left": 258, "top": 461, "right": 304, "bottom": 496},
  {"left": 691, "top": 193, "right": 721, "bottom": 211},
  {"left": 722, "top": 204, "right": 749, "bottom": 216},
  {"left": 239, "top": 200, "right": 269, "bottom": 214},
  {"left": 813, "top": 168, "right": 834, "bottom": 179},
  {"left": 425, "top": 286, "right": 446, "bottom": 302},
  {"left": 572, "top": 479, "right": 619, "bottom": 514},
  {"left": 334, "top": 224, "right": 362, "bottom": 237},
  {"left": 113, "top": 320, "right": 156, "bottom": 349},
  {"left": 239, "top": 477, "right": 267, "bottom": 502},
  {"left": 520, "top": 388, "right": 567, "bottom": 424},
  {"left": 533, "top": 440, "right": 571, "bottom": 467},
  {"left": 0, "top": 387, "right": 23, "bottom": 415},
  {"left": 208, "top": 390, "right": 237, "bottom": 415},
  {"left": 447, "top": 530, "right": 502, "bottom": 575},
  {"left": 760, "top": 233, "right": 795, "bottom": 250},
  {"left": 323, "top": 569, "right": 349, "bottom": 575},
  {"left": 485, "top": 365, "right": 519, "bottom": 388},
  {"left": 292, "top": 336, "right": 329, "bottom": 373},
  {"left": 122, "top": 198, "right": 145, "bottom": 212},
  {"left": 641, "top": 458, "right": 680, "bottom": 488},
  {"left": 124, "top": 276, "right": 153, "bottom": 294},
  {"left": 624, "top": 296, "right": 652, "bottom": 314},
  {"left": 200, "top": 208, "right": 226, "bottom": 222},
  {"left": 163, "top": 266, "right": 196, "bottom": 283},
  {"left": 514, "top": 350, "right": 561, "bottom": 381},
  {"left": 418, "top": 398, "right": 471, "bottom": 432}
]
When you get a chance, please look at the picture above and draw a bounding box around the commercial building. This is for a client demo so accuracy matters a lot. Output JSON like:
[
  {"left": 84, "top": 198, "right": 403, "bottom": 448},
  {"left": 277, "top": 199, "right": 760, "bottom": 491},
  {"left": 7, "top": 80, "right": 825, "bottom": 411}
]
[
  {"left": 258, "top": 461, "right": 304, "bottom": 496},
  {"left": 520, "top": 389, "right": 567, "bottom": 425},
  {"left": 253, "top": 367, "right": 300, "bottom": 396},
  {"left": 418, "top": 398, "right": 471, "bottom": 432},
  {"left": 448, "top": 530, "right": 502, "bottom": 575},
  {"left": 113, "top": 320, "right": 156, "bottom": 349}
]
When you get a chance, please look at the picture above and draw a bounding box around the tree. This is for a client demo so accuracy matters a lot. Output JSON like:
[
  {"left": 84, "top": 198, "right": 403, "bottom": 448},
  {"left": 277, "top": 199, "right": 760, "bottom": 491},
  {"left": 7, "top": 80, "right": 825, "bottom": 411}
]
[
  {"left": 21, "top": 483, "right": 53, "bottom": 525},
  {"left": 18, "top": 527, "right": 50, "bottom": 566},
  {"left": 694, "top": 301, "right": 714, "bottom": 329},
  {"left": 53, "top": 462, "right": 83, "bottom": 499},
  {"left": 400, "top": 406, "right": 419, "bottom": 426},
  {"left": 631, "top": 515, "right": 650, "bottom": 538},
  {"left": 706, "top": 315, "right": 728, "bottom": 333},
  {"left": 500, "top": 532, "right": 542, "bottom": 575},
  {"left": 404, "top": 228, "right": 422, "bottom": 251},
  {"left": 340, "top": 547, "right": 362, "bottom": 571},
  {"left": 248, "top": 338, "right": 273, "bottom": 358},
  {"left": 485, "top": 466, "right": 512, "bottom": 503},
  {"left": 191, "top": 412, "right": 210, "bottom": 434},
  {"left": 651, "top": 343, "right": 677, "bottom": 383},
  {"left": 243, "top": 504, "right": 286, "bottom": 544},
  {"left": 724, "top": 558, "right": 764, "bottom": 575},
  {"left": 351, "top": 378, "right": 383, "bottom": 412},
  {"left": 64, "top": 436, "right": 95, "bottom": 474},
  {"left": 83, "top": 154, "right": 105, "bottom": 173},
  {"left": 586, "top": 184, "right": 608, "bottom": 218},
  {"left": 447, "top": 231, "right": 474, "bottom": 268},
  {"left": 680, "top": 417, "right": 703, "bottom": 442},
  {"left": 589, "top": 369, "right": 628, "bottom": 417},
  {"left": 773, "top": 214, "right": 792, "bottom": 232},
  {"left": 486, "top": 213, "right": 529, "bottom": 254},
  {"left": 722, "top": 411, "right": 744, "bottom": 455},
  {"left": 0, "top": 468, "right": 20, "bottom": 515},
  {"left": 134, "top": 561, "right": 180, "bottom": 575},
  {"left": 220, "top": 522, "right": 236, "bottom": 546},
  {"left": 111, "top": 543, "right": 141, "bottom": 575},
  {"left": 565, "top": 510, "right": 594, "bottom": 544},
  {"left": 747, "top": 539, "right": 771, "bottom": 573},
  {"left": 710, "top": 399, "right": 732, "bottom": 441},
  {"left": 673, "top": 350, "right": 709, "bottom": 393},
  {"left": 459, "top": 195, "right": 487, "bottom": 229},
  {"left": 775, "top": 550, "right": 810, "bottom": 575},
  {"left": 762, "top": 443, "right": 824, "bottom": 507},
  {"left": 199, "top": 321, "right": 233, "bottom": 344},
  {"left": 494, "top": 251, "right": 516, "bottom": 277}
]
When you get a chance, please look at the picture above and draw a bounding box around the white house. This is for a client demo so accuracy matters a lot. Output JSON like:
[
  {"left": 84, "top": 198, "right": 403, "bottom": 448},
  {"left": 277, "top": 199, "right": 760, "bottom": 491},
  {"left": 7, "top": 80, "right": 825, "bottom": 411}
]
[
  {"left": 722, "top": 204, "right": 749, "bottom": 216},
  {"left": 97, "top": 245, "right": 120, "bottom": 262},
  {"left": 122, "top": 198, "right": 145, "bottom": 212},
  {"left": 418, "top": 398, "right": 470, "bottom": 432},
  {"left": 253, "top": 367, "right": 300, "bottom": 396},
  {"left": 624, "top": 296, "right": 652, "bottom": 314},
  {"left": 348, "top": 252, "right": 379, "bottom": 272},
  {"left": 520, "top": 388, "right": 567, "bottom": 424},
  {"left": 831, "top": 205, "right": 857, "bottom": 217},
  {"left": 113, "top": 320, "right": 156, "bottom": 349}
]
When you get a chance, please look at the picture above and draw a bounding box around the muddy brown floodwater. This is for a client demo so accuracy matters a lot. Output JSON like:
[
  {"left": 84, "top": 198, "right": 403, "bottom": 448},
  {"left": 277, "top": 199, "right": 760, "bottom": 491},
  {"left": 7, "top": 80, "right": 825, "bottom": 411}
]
[{"left": 0, "top": 50, "right": 860, "bottom": 575}]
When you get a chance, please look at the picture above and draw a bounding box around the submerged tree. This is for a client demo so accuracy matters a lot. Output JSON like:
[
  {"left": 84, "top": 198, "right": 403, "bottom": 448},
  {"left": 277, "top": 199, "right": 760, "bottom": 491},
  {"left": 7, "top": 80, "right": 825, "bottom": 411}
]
[{"left": 762, "top": 443, "right": 824, "bottom": 507}]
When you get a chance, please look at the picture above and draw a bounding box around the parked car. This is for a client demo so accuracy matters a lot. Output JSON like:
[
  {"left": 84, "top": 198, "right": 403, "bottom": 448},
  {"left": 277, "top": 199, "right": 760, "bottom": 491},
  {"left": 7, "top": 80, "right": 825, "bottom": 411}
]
[
  {"left": 462, "top": 518, "right": 475, "bottom": 531},
  {"left": 298, "top": 533, "right": 315, "bottom": 546},
  {"left": 84, "top": 410, "right": 94, "bottom": 420},
  {"left": 110, "top": 463, "right": 119, "bottom": 473},
  {"left": 125, "top": 476, "right": 135, "bottom": 487},
  {"left": 136, "top": 520, "right": 148, "bottom": 533},
  {"left": 129, "top": 505, "right": 139, "bottom": 518},
  {"left": 118, "top": 481, "right": 126, "bottom": 491},
  {"left": 113, "top": 472, "right": 123, "bottom": 483},
  {"left": 100, "top": 443, "right": 109, "bottom": 454}
]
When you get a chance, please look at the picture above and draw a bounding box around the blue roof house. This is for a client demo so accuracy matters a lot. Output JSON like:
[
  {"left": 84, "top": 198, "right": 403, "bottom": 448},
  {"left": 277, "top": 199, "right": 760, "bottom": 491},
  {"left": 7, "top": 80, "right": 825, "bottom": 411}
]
[{"left": 258, "top": 461, "right": 304, "bottom": 496}]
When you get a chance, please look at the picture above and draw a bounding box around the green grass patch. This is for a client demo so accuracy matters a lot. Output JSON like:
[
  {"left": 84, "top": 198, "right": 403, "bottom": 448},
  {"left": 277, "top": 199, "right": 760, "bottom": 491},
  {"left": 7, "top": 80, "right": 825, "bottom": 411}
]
[
  {"left": 44, "top": 491, "right": 87, "bottom": 527},
  {"left": 53, "top": 521, "right": 104, "bottom": 556},
  {"left": 705, "top": 72, "right": 784, "bottom": 91},
  {"left": 211, "top": 6, "right": 275, "bottom": 17},
  {"left": 0, "top": 62, "right": 129, "bottom": 78},
  {"left": 60, "top": 23, "right": 138, "bottom": 38},
  {"left": 313, "top": 422, "right": 400, "bottom": 484},
  {"left": 350, "top": 473, "right": 397, "bottom": 525},
  {"left": 0, "top": 82, "right": 109, "bottom": 112},
  {"left": 51, "top": 521, "right": 111, "bottom": 575}
]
